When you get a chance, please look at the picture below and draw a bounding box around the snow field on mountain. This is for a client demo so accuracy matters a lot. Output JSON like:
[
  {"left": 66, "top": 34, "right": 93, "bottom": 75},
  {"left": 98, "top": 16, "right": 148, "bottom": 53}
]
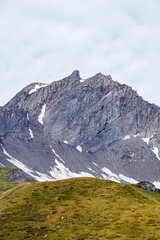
[{"left": 38, "top": 104, "right": 46, "bottom": 125}]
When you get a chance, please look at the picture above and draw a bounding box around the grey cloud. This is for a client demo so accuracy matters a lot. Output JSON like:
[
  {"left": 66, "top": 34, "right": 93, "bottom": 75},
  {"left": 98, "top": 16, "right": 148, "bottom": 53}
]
[{"left": 0, "top": 0, "right": 160, "bottom": 106}]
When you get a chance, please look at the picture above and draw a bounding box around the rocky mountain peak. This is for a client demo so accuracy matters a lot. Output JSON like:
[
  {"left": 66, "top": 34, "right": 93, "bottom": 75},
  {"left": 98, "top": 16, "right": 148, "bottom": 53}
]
[
  {"left": 69, "top": 70, "right": 81, "bottom": 80},
  {"left": 1, "top": 72, "right": 160, "bottom": 187},
  {"left": 94, "top": 72, "right": 112, "bottom": 81}
]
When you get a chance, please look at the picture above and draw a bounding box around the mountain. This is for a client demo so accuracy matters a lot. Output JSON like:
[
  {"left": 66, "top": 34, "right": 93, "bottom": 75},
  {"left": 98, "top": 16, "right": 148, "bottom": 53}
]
[
  {"left": 1, "top": 177, "right": 160, "bottom": 239},
  {"left": 0, "top": 70, "right": 160, "bottom": 186}
]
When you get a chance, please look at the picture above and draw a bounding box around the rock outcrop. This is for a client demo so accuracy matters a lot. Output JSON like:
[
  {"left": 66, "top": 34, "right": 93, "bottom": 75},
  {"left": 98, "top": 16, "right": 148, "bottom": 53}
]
[
  {"left": 138, "top": 181, "right": 156, "bottom": 192},
  {"left": 8, "top": 168, "right": 34, "bottom": 184}
]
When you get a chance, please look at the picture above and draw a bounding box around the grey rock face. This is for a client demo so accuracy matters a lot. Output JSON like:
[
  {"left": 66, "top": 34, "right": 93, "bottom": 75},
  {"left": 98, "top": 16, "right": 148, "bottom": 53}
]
[
  {"left": 138, "top": 181, "right": 156, "bottom": 192},
  {"left": 8, "top": 168, "right": 34, "bottom": 184},
  {"left": 0, "top": 70, "right": 160, "bottom": 185}
]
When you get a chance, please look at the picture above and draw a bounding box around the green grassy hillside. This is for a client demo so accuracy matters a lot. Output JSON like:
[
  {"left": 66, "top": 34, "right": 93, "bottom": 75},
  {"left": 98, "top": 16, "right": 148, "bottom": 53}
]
[
  {"left": 0, "top": 166, "right": 18, "bottom": 192},
  {"left": 0, "top": 177, "right": 160, "bottom": 239}
]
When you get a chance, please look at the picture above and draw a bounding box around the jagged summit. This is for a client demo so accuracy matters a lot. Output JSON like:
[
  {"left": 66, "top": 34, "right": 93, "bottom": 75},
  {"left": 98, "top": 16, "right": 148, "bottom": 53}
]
[
  {"left": 69, "top": 70, "right": 81, "bottom": 80},
  {"left": 94, "top": 72, "right": 112, "bottom": 80},
  {"left": 0, "top": 72, "right": 160, "bottom": 187}
]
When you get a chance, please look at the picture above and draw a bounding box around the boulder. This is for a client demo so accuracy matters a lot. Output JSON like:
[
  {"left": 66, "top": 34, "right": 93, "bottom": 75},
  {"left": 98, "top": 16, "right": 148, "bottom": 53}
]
[{"left": 138, "top": 181, "right": 156, "bottom": 192}]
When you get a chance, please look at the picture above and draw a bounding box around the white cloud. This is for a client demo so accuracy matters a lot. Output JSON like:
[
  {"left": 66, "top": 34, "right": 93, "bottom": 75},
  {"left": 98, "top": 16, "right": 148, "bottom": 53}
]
[{"left": 0, "top": 0, "right": 160, "bottom": 106}]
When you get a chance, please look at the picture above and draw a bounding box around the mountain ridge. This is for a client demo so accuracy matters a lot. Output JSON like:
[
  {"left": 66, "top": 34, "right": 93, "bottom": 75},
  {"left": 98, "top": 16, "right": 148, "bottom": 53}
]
[{"left": 0, "top": 71, "right": 160, "bottom": 186}]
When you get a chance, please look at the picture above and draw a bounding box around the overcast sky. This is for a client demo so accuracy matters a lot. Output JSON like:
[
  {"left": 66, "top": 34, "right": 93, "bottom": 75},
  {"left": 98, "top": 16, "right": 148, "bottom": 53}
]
[{"left": 0, "top": 0, "right": 160, "bottom": 106}]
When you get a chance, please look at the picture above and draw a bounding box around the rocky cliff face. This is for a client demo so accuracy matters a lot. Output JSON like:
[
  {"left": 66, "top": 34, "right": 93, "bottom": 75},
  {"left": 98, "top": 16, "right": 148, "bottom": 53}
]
[
  {"left": 8, "top": 168, "right": 34, "bottom": 184},
  {"left": 0, "top": 70, "right": 160, "bottom": 186}
]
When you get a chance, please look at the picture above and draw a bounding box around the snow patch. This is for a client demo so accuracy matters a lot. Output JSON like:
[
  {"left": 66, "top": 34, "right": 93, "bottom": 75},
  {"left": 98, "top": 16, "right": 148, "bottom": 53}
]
[
  {"left": 1, "top": 145, "right": 53, "bottom": 181},
  {"left": 27, "top": 112, "right": 29, "bottom": 121},
  {"left": 153, "top": 181, "right": 160, "bottom": 189},
  {"left": 50, "top": 159, "right": 94, "bottom": 180},
  {"left": 76, "top": 145, "right": 82, "bottom": 152},
  {"left": 63, "top": 141, "right": 68, "bottom": 144},
  {"left": 152, "top": 146, "right": 160, "bottom": 160},
  {"left": 0, "top": 162, "right": 5, "bottom": 167},
  {"left": 133, "top": 134, "right": 139, "bottom": 137},
  {"left": 38, "top": 104, "right": 46, "bottom": 125},
  {"left": 80, "top": 79, "right": 85, "bottom": 83},
  {"left": 119, "top": 174, "right": 138, "bottom": 184},
  {"left": 50, "top": 145, "right": 65, "bottom": 163},
  {"left": 87, "top": 167, "right": 95, "bottom": 173},
  {"left": 101, "top": 173, "right": 109, "bottom": 180},
  {"left": 34, "top": 171, "right": 53, "bottom": 182},
  {"left": 102, "top": 167, "right": 118, "bottom": 178},
  {"left": 142, "top": 138, "right": 150, "bottom": 145},
  {"left": 101, "top": 167, "right": 138, "bottom": 184},
  {"left": 93, "top": 162, "right": 100, "bottom": 168},
  {"left": 101, "top": 173, "right": 120, "bottom": 183},
  {"left": 29, "top": 84, "right": 48, "bottom": 95},
  {"left": 122, "top": 135, "right": 130, "bottom": 140},
  {"left": 29, "top": 128, "right": 34, "bottom": 139}
]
